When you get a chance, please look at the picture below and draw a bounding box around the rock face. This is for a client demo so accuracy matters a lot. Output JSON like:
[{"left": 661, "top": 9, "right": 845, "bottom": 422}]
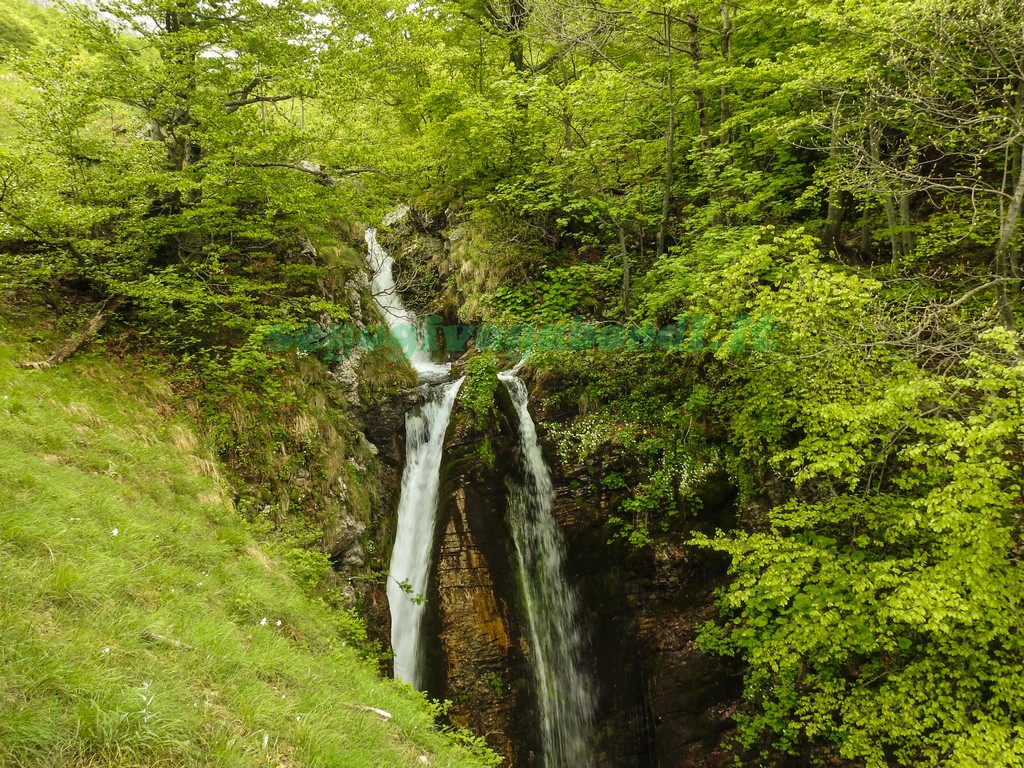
[
  {"left": 392, "top": 373, "right": 744, "bottom": 768},
  {"left": 529, "top": 445, "right": 744, "bottom": 768},
  {"left": 351, "top": 364, "right": 747, "bottom": 768},
  {"left": 360, "top": 386, "right": 422, "bottom": 465},
  {"left": 534, "top": 379, "right": 745, "bottom": 768},
  {"left": 427, "top": 394, "right": 538, "bottom": 766}
]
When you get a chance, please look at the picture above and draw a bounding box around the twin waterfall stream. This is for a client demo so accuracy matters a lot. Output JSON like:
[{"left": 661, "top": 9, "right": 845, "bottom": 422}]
[
  {"left": 502, "top": 372, "right": 597, "bottom": 766},
  {"left": 366, "top": 229, "right": 596, "bottom": 766}
]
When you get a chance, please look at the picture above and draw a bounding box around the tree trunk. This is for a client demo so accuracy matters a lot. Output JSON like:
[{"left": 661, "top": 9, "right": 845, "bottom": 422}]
[
  {"left": 719, "top": 2, "right": 732, "bottom": 143},
  {"left": 657, "top": 12, "right": 676, "bottom": 259},
  {"left": 994, "top": 143, "right": 1024, "bottom": 330},
  {"left": 616, "top": 220, "right": 631, "bottom": 317},
  {"left": 560, "top": 56, "right": 573, "bottom": 151},
  {"left": 860, "top": 199, "right": 873, "bottom": 256},
  {"left": 869, "top": 123, "right": 902, "bottom": 259},
  {"left": 822, "top": 187, "right": 844, "bottom": 253},
  {"left": 1011, "top": 87, "right": 1024, "bottom": 292},
  {"left": 898, "top": 188, "right": 914, "bottom": 255},
  {"left": 882, "top": 195, "right": 900, "bottom": 258},
  {"left": 509, "top": 0, "right": 528, "bottom": 71},
  {"left": 686, "top": 11, "right": 710, "bottom": 149}
]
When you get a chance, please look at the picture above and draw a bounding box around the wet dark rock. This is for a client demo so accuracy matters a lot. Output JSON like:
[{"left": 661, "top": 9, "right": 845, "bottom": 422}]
[
  {"left": 530, "top": 371, "right": 746, "bottom": 768},
  {"left": 360, "top": 386, "right": 421, "bottom": 463},
  {"left": 363, "top": 360, "right": 749, "bottom": 767},
  {"left": 426, "top": 397, "right": 537, "bottom": 766}
]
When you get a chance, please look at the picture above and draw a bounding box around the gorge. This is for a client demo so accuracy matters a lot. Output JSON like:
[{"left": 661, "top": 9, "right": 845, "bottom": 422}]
[
  {"left": 369, "top": 229, "right": 600, "bottom": 764},
  {"left": 367, "top": 228, "right": 739, "bottom": 767},
  {"left": 6, "top": 0, "right": 1022, "bottom": 764}
]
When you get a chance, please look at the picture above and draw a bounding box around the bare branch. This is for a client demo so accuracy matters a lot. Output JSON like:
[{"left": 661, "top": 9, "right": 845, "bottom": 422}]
[
  {"left": 224, "top": 94, "right": 295, "bottom": 114},
  {"left": 241, "top": 161, "right": 384, "bottom": 185}
]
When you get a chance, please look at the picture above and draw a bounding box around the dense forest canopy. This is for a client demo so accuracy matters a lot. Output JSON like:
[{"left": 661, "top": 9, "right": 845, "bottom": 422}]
[{"left": 1, "top": 0, "right": 1022, "bottom": 765}]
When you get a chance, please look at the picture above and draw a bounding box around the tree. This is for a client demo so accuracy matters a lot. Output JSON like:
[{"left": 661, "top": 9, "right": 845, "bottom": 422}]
[
  {"left": 832, "top": 0, "right": 1024, "bottom": 329},
  {"left": 0, "top": 0, "right": 371, "bottom": 357}
]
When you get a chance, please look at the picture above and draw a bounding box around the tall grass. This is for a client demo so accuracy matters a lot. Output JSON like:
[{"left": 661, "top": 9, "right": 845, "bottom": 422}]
[{"left": 0, "top": 314, "right": 496, "bottom": 768}]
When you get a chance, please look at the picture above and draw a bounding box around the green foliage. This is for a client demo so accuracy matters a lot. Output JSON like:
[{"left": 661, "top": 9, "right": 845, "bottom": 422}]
[
  {"left": 694, "top": 341, "right": 1024, "bottom": 766},
  {"left": 457, "top": 352, "right": 502, "bottom": 469},
  {"left": 486, "top": 672, "right": 505, "bottom": 697},
  {"left": 395, "top": 578, "right": 427, "bottom": 606},
  {"left": 665, "top": 226, "right": 1024, "bottom": 765},
  {"left": 538, "top": 347, "right": 722, "bottom": 547},
  {"left": 489, "top": 263, "right": 621, "bottom": 322},
  {"left": 0, "top": 0, "right": 371, "bottom": 371}
]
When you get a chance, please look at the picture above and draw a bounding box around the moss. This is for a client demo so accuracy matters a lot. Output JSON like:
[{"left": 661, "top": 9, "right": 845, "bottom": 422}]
[
  {"left": 460, "top": 353, "right": 500, "bottom": 431},
  {"left": 456, "top": 353, "right": 502, "bottom": 469}
]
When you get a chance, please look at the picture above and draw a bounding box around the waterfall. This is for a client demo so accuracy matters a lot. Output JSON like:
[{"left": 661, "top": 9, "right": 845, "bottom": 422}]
[
  {"left": 386, "top": 378, "right": 463, "bottom": 687},
  {"left": 367, "top": 226, "right": 596, "bottom": 758},
  {"left": 365, "top": 227, "right": 460, "bottom": 688},
  {"left": 365, "top": 228, "right": 449, "bottom": 380},
  {"left": 500, "top": 372, "right": 597, "bottom": 768}
]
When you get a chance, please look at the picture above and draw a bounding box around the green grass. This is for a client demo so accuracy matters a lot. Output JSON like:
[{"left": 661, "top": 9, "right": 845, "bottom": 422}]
[{"left": 0, "top": 314, "right": 496, "bottom": 768}]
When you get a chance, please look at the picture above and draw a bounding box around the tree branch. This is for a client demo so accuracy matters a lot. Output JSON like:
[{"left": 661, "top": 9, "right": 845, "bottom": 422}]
[
  {"left": 18, "top": 296, "right": 125, "bottom": 370},
  {"left": 224, "top": 94, "right": 295, "bottom": 114},
  {"left": 241, "top": 161, "right": 384, "bottom": 185}
]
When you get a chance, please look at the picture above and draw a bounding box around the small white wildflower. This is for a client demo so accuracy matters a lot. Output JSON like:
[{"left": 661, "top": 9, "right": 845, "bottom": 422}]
[
  {"left": 281, "top": 694, "right": 286, "bottom": 699},
  {"left": 275, "top": 620, "right": 281, "bottom": 626},
  {"left": 295, "top": 715, "right": 301, "bottom": 721},
  {"left": 111, "top": 528, "right": 119, "bottom": 537},
  {"left": 196, "top": 582, "right": 203, "bottom": 587},
  {"left": 102, "top": 647, "right": 110, "bottom": 654},
  {"left": 260, "top": 617, "right": 267, "bottom": 626}
]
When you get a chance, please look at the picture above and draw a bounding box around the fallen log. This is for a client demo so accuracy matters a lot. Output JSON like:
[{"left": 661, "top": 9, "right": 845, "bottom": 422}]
[{"left": 17, "top": 295, "right": 125, "bottom": 370}]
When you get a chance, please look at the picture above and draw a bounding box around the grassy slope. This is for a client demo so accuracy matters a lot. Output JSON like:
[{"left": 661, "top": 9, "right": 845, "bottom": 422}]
[{"left": 0, "top": 314, "right": 492, "bottom": 768}]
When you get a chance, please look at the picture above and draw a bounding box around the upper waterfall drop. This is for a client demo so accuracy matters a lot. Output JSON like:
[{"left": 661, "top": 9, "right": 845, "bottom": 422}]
[
  {"left": 365, "top": 228, "right": 449, "bottom": 381},
  {"left": 500, "top": 371, "right": 597, "bottom": 768}
]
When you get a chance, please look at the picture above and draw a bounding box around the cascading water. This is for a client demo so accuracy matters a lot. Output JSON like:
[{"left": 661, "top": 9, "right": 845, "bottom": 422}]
[
  {"left": 366, "top": 228, "right": 448, "bottom": 380},
  {"left": 365, "top": 227, "right": 461, "bottom": 688},
  {"left": 500, "top": 371, "right": 597, "bottom": 768},
  {"left": 386, "top": 378, "right": 463, "bottom": 687},
  {"left": 367, "top": 225, "right": 595, "bottom": 758}
]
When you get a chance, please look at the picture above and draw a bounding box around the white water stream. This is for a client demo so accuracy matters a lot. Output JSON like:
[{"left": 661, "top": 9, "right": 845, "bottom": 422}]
[
  {"left": 367, "top": 228, "right": 596, "bottom": 761},
  {"left": 366, "top": 228, "right": 449, "bottom": 381},
  {"left": 385, "top": 378, "right": 462, "bottom": 687},
  {"left": 501, "top": 372, "right": 597, "bottom": 768},
  {"left": 366, "top": 228, "right": 461, "bottom": 688}
]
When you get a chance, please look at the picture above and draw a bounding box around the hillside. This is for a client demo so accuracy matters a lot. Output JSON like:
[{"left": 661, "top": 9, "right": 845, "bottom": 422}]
[
  {"left": 1, "top": 0, "right": 1023, "bottom": 764},
  {"left": 0, "top": 309, "right": 494, "bottom": 768}
]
